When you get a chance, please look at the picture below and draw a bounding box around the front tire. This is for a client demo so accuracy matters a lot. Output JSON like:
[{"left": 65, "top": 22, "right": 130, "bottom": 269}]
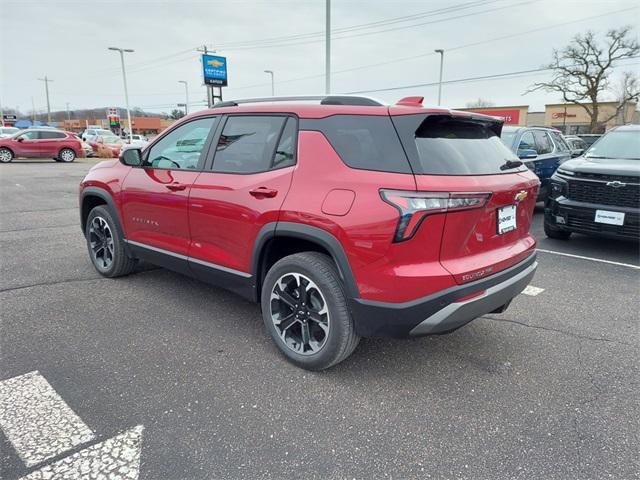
[
  {"left": 85, "top": 205, "right": 136, "bottom": 277},
  {"left": 261, "top": 252, "right": 360, "bottom": 370},
  {"left": 58, "top": 148, "right": 76, "bottom": 163},
  {"left": 0, "top": 147, "right": 13, "bottom": 163},
  {"left": 544, "top": 220, "right": 571, "bottom": 240}
]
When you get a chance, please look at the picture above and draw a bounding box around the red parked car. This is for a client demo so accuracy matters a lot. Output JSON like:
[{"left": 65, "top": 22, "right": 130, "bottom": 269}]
[
  {"left": 0, "top": 128, "right": 83, "bottom": 163},
  {"left": 79, "top": 95, "right": 539, "bottom": 370}
]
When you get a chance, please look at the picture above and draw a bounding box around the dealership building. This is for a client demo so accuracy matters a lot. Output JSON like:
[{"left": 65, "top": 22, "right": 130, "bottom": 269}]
[
  {"left": 59, "top": 116, "right": 174, "bottom": 136},
  {"left": 461, "top": 101, "right": 638, "bottom": 134}
]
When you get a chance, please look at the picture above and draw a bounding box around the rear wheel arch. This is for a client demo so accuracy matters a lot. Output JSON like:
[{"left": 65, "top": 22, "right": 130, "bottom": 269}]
[{"left": 252, "top": 222, "right": 359, "bottom": 302}]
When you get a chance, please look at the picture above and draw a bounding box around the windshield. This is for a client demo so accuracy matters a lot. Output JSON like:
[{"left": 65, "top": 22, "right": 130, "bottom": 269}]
[
  {"left": 585, "top": 130, "right": 639, "bottom": 160},
  {"left": 500, "top": 129, "right": 517, "bottom": 148}
]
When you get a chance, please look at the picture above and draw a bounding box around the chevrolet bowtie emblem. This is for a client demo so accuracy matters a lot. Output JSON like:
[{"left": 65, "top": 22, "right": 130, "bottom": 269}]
[{"left": 514, "top": 190, "right": 528, "bottom": 202}]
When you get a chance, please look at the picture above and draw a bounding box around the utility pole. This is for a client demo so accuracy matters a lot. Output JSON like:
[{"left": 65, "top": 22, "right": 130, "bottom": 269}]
[
  {"left": 0, "top": 97, "right": 3, "bottom": 126},
  {"left": 178, "top": 81, "right": 189, "bottom": 114},
  {"left": 108, "top": 47, "right": 134, "bottom": 143},
  {"left": 31, "top": 97, "right": 36, "bottom": 123},
  {"left": 66, "top": 102, "right": 71, "bottom": 120},
  {"left": 325, "top": 0, "right": 331, "bottom": 94},
  {"left": 434, "top": 49, "right": 444, "bottom": 106},
  {"left": 264, "top": 70, "right": 275, "bottom": 96},
  {"left": 37, "top": 76, "right": 53, "bottom": 123}
]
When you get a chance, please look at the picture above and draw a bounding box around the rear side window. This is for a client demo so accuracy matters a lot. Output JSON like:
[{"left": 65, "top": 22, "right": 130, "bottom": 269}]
[
  {"left": 301, "top": 115, "right": 411, "bottom": 173},
  {"left": 533, "top": 130, "right": 553, "bottom": 154},
  {"left": 550, "top": 132, "right": 570, "bottom": 153},
  {"left": 392, "top": 114, "right": 522, "bottom": 175},
  {"left": 39, "top": 131, "right": 66, "bottom": 139},
  {"left": 212, "top": 115, "right": 288, "bottom": 174}
]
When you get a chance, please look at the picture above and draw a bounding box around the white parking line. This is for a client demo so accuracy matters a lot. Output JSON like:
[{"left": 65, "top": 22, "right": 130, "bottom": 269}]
[
  {"left": 0, "top": 371, "right": 95, "bottom": 467},
  {"left": 521, "top": 285, "right": 545, "bottom": 296},
  {"left": 537, "top": 249, "right": 640, "bottom": 270},
  {"left": 20, "top": 426, "right": 144, "bottom": 480}
]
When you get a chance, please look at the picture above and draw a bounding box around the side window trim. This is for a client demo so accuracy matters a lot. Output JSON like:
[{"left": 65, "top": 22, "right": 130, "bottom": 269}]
[
  {"left": 141, "top": 116, "right": 218, "bottom": 171},
  {"left": 204, "top": 113, "right": 298, "bottom": 174}
]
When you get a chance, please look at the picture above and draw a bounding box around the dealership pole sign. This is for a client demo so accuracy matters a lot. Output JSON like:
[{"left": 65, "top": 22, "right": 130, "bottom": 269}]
[{"left": 202, "top": 54, "right": 228, "bottom": 86}]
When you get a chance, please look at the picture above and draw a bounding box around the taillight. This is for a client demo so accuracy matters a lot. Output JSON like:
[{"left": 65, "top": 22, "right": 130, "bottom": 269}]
[{"left": 380, "top": 189, "right": 491, "bottom": 242}]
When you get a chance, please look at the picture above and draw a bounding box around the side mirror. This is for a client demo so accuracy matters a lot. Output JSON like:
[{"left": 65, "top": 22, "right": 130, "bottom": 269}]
[
  {"left": 571, "top": 149, "right": 583, "bottom": 158},
  {"left": 120, "top": 148, "right": 143, "bottom": 167},
  {"left": 16, "top": 137, "right": 24, "bottom": 142},
  {"left": 518, "top": 149, "right": 538, "bottom": 160}
]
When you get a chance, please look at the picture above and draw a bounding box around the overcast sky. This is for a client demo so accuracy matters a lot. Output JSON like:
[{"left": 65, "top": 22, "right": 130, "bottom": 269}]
[{"left": 1, "top": 0, "right": 638, "bottom": 116}]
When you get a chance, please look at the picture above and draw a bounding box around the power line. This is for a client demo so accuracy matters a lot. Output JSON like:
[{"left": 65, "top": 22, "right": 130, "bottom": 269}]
[
  {"left": 226, "top": 6, "right": 639, "bottom": 92},
  {"left": 344, "top": 58, "right": 640, "bottom": 95},
  {"left": 211, "top": 0, "right": 495, "bottom": 49},
  {"left": 223, "top": 0, "right": 538, "bottom": 51}
]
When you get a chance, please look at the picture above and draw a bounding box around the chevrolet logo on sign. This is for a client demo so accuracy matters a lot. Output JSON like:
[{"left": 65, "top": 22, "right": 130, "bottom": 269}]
[
  {"left": 514, "top": 190, "right": 528, "bottom": 202},
  {"left": 207, "top": 59, "right": 224, "bottom": 67}
]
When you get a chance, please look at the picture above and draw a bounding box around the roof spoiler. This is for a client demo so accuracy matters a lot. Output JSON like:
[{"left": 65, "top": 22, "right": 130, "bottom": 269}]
[{"left": 396, "top": 96, "right": 424, "bottom": 107}]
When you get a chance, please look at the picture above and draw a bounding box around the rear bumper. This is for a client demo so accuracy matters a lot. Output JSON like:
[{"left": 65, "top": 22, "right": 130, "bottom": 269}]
[{"left": 349, "top": 252, "right": 537, "bottom": 337}]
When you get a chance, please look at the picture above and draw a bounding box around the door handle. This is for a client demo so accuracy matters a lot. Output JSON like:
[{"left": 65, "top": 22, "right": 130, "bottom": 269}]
[
  {"left": 166, "top": 182, "right": 187, "bottom": 191},
  {"left": 249, "top": 187, "right": 278, "bottom": 198}
]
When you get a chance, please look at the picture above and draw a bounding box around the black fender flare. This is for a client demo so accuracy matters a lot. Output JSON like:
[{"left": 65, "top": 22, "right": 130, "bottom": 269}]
[
  {"left": 80, "top": 187, "right": 127, "bottom": 246},
  {"left": 251, "top": 221, "right": 360, "bottom": 300}
]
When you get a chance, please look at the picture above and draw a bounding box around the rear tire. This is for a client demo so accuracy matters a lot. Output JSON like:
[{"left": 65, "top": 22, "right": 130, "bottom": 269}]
[
  {"left": 544, "top": 220, "right": 571, "bottom": 240},
  {"left": 261, "top": 252, "right": 360, "bottom": 370},
  {"left": 0, "top": 147, "right": 13, "bottom": 163},
  {"left": 85, "top": 205, "right": 137, "bottom": 277},
  {"left": 58, "top": 148, "right": 76, "bottom": 163}
]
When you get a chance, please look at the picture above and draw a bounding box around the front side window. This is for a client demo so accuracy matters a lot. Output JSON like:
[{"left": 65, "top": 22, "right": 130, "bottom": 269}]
[
  {"left": 212, "top": 116, "right": 287, "bottom": 173},
  {"left": 20, "top": 131, "right": 40, "bottom": 140},
  {"left": 533, "top": 130, "right": 553, "bottom": 154},
  {"left": 145, "top": 117, "right": 216, "bottom": 170},
  {"left": 517, "top": 131, "right": 537, "bottom": 153}
]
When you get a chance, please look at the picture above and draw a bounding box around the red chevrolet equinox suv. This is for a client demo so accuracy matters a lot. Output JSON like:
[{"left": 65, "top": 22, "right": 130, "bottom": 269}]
[{"left": 79, "top": 95, "right": 539, "bottom": 370}]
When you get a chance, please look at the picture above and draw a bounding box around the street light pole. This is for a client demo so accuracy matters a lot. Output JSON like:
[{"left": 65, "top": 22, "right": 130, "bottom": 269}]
[
  {"left": 66, "top": 102, "right": 70, "bottom": 120},
  {"left": 325, "top": 0, "right": 331, "bottom": 94},
  {"left": 37, "top": 76, "right": 53, "bottom": 124},
  {"left": 109, "top": 47, "right": 134, "bottom": 143},
  {"left": 264, "top": 70, "right": 275, "bottom": 96},
  {"left": 435, "top": 49, "right": 444, "bottom": 106},
  {"left": 178, "top": 80, "right": 189, "bottom": 115}
]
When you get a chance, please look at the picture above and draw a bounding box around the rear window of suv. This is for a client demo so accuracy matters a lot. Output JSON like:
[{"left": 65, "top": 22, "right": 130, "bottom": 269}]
[{"left": 392, "top": 114, "right": 525, "bottom": 175}]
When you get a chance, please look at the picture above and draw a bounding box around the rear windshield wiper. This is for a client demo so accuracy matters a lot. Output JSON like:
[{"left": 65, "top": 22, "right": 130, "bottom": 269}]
[{"left": 500, "top": 159, "right": 523, "bottom": 171}]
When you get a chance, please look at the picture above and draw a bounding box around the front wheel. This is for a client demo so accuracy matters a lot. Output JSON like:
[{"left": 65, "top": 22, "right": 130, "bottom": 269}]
[
  {"left": 58, "top": 148, "right": 76, "bottom": 163},
  {"left": 0, "top": 147, "right": 14, "bottom": 163},
  {"left": 85, "top": 205, "right": 137, "bottom": 277},
  {"left": 261, "top": 252, "right": 360, "bottom": 370}
]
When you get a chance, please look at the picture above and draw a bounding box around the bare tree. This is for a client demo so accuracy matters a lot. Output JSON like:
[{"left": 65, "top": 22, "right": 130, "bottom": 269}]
[
  {"left": 526, "top": 26, "right": 639, "bottom": 132},
  {"left": 465, "top": 98, "right": 495, "bottom": 108},
  {"left": 614, "top": 72, "right": 640, "bottom": 123}
]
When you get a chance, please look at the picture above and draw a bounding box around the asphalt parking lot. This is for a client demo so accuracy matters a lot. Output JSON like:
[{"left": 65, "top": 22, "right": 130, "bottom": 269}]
[{"left": 1, "top": 159, "right": 638, "bottom": 480}]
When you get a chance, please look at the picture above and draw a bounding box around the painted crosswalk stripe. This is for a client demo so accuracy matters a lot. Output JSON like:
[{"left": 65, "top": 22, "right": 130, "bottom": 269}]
[
  {"left": 0, "top": 371, "right": 95, "bottom": 467},
  {"left": 522, "top": 285, "right": 545, "bottom": 296},
  {"left": 19, "top": 426, "right": 144, "bottom": 480}
]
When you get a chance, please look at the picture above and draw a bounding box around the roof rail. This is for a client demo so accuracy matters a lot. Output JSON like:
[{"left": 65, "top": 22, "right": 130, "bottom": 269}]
[{"left": 212, "top": 95, "right": 384, "bottom": 108}]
